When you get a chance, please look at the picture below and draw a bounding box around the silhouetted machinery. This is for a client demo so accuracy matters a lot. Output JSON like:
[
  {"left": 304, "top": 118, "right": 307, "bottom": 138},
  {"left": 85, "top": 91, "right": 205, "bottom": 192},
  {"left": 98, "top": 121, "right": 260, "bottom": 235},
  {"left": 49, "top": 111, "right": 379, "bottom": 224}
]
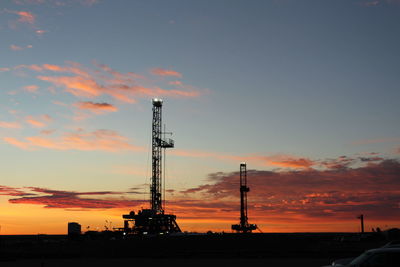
[
  {"left": 357, "top": 214, "right": 364, "bottom": 233},
  {"left": 123, "top": 98, "right": 181, "bottom": 234},
  {"left": 231, "top": 163, "right": 257, "bottom": 233}
]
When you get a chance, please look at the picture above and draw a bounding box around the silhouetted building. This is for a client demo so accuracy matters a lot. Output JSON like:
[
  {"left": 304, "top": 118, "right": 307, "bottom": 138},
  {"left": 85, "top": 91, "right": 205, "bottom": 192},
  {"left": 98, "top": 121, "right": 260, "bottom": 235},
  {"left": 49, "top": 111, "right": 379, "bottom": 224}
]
[{"left": 68, "top": 222, "right": 81, "bottom": 237}]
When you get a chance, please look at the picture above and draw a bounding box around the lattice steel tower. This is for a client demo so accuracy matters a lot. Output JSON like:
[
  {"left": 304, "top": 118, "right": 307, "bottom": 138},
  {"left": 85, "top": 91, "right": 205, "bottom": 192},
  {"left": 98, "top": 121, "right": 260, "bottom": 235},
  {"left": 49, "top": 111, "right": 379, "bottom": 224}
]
[
  {"left": 151, "top": 98, "right": 173, "bottom": 213},
  {"left": 231, "top": 163, "right": 257, "bottom": 233},
  {"left": 122, "top": 98, "right": 181, "bottom": 234}
]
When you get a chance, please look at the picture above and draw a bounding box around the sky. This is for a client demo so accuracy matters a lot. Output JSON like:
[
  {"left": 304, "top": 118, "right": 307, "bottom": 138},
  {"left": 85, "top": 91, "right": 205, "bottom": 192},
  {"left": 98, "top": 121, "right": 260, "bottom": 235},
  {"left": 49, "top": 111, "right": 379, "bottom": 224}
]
[{"left": 0, "top": 0, "right": 399, "bottom": 234}]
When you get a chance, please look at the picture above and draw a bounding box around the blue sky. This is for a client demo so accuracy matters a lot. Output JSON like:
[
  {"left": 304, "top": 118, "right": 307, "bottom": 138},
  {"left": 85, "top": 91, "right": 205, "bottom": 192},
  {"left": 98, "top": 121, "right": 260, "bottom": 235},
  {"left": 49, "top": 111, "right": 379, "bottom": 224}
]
[{"left": 0, "top": 0, "right": 399, "bottom": 233}]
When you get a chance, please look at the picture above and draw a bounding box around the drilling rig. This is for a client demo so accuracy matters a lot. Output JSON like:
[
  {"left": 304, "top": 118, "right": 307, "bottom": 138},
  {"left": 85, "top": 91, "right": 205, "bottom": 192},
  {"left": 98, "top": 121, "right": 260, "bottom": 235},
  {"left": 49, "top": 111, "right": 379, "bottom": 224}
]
[
  {"left": 122, "top": 98, "right": 181, "bottom": 235},
  {"left": 231, "top": 162, "right": 257, "bottom": 233}
]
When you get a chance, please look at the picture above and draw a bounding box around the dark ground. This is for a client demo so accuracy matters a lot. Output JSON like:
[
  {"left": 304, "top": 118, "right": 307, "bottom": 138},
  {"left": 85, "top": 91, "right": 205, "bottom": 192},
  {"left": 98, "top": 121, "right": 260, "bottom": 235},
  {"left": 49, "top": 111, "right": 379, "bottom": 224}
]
[{"left": 0, "top": 232, "right": 395, "bottom": 267}]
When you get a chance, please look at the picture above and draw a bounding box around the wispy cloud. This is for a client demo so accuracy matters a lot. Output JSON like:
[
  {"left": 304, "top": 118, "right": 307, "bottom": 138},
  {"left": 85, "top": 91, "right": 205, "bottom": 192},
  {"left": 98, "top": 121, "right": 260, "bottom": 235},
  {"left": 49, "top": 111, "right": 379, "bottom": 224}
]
[
  {"left": 3, "top": 129, "right": 144, "bottom": 152},
  {"left": 151, "top": 68, "right": 182, "bottom": 78},
  {"left": 0, "top": 121, "right": 22, "bottom": 129},
  {"left": 15, "top": 10, "right": 36, "bottom": 24},
  {"left": 0, "top": 185, "right": 34, "bottom": 197},
  {"left": 359, "top": 0, "right": 400, "bottom": 6},
  {"left": 13, "top": 0, "right": 100, "bottom": 6},
  {"left": 0, "top": 67, "right": 11, "bottom": 72},
  {"left": 13, "top": 0, "right": 46, "bottom": 5},
  {"left": 14, "top": 62, "right": 200, "bottom": 103},
  {"left": 3, "top": 137, "right": 30, "bottom": 149},
  {"left": 360, "top": 1, "right": 380, "bottom": 6},
  {"left": 74, "top": 101, "right": 118, "bottom": 113},
  {"left": 25, "top": 114, "right": 52, "bottom": 128},
  {"left": 4, "top": 187, "right": 143, "bottom": 209},
  {"left": 169, "top": 81, "right": 183, "bottom": 86},
  {"left": 171, "top": 149, "right": 317, "bottom": 169},
  {"left": 35, "top": 29, "right": 46, "bottom": 35},
  {"left": 23, "top": 84, "right": 39, "bottom": 93},
  {"left": 10, "top": 44, "right": 32, "bottom": 51}
]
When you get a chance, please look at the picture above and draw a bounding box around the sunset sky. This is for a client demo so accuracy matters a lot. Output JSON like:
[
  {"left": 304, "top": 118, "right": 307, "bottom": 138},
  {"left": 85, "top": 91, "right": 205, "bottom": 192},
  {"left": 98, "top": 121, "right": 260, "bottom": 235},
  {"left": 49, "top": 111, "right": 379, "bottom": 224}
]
[{"left": 1, "top": 0, "right": 399, "bottom": 235}]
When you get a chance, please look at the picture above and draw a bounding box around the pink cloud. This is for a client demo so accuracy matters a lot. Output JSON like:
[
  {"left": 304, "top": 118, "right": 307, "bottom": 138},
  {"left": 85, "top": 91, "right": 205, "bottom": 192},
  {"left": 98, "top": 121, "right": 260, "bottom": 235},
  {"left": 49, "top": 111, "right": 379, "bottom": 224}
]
[
  {"left": 74, "top": 101, "right": 118, "bottom": 113},
  {"left": 37, "top": 75, "right": 102, "bottom": 97},
  {"left": 0, "top": 67, "right": 11, "bottom": 72},
  {"left": 0, "top": 121, "right": 22, "bottom": 129},
  {"left": 3, "top": 137, "right": 30, "bottom": 150},
  {"left": 9, "top": 44, "right": 32, "bottom": 51},
  {"left": 261, "top": 155, "right": 315, "bottom": 169},
  {"left": 25, "top": 114, "right": 52, "bottom": 128},
  {"left": 169, "top": 81, "right": 183, "bottom": 86},
  {"left": 3, "top": 129, "right": 144, "bottom": 152},
  {"left": 13, "top": 62, "right": 201, "bottom": 103},
  {"left": 151, "top": 68, "right": 183, "bottom": 78},
  {"left": 23, "top": 85, "right": 39, "bottom": 93},
  {"left": 35, "top": 29, "right": 46, "bottom": 35},
  {"left": 360, "top": 1, "right": 380, "bottom": 6},
  {"left": 15, "top": 10, "right": 36, "bottom": 24},
  {"left": 171, "top": 149, "right": 316, "bottom": 169},
  {"left": 13, "top": 0, "right": 45, "bottom": 4},
  {"left": 10, "top": 44, "right": 23, "bottom": 51}
]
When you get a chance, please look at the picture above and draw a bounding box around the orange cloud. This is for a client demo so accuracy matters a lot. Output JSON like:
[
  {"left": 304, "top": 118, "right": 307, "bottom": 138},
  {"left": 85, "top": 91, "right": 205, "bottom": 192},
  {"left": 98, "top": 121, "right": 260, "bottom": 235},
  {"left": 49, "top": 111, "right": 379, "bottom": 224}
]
[
  {"left": 3, "top": 137, "right": 30, "bottom": 149},
  {"left": 261, "top": 155, "right": 315, "bottom": 169},
  {"left": 3, "top": 129, "right": 144, "bottom": 152},
  {"left": 15, "top": 10, "right": 36, "bottom": 24},
  {"left": 0, "top": 121, "right": 22, "bottom": 129},
  {"left": 151, "top": 68, "right": 182, "bottom": 78},
  {"left": 0, "top": 67, "right": 11, "bottom": 72},
  {"left": 23, "top": 85, "right": 39, "bottom": 93},
  {"left": 74, "top": 101, "right": 118, "bottom": 113},
  {"left": 13, "top": 62, "right": 200, "bottom": 102},
  {"left": 171, "top": 149, "right": 316, "bottom": 169},
  {"left": 12, "top": 62, "right": 201, "bottom": 105},
  {"left": 37, "top": 75, "right": 102, "bottom": 97},
  {"left": 25, "top": 115, "right": 52, "bottom": 128}
]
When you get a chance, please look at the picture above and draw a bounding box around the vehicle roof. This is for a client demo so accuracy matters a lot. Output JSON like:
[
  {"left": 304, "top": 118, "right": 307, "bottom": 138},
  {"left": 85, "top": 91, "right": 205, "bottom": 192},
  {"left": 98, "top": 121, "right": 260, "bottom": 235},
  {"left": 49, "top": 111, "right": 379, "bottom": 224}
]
[{"left": 366, "top": 247, "right": 400, "bottom": 253}]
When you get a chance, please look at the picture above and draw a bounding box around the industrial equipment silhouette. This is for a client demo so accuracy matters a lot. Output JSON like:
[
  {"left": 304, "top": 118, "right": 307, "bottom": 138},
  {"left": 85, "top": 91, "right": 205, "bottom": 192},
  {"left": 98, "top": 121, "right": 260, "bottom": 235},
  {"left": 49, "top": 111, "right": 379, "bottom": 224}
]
[
  {"left": 231, "top": 162, "right": 257, "bottom": 233},
  {"left": 123, "top": 98, "right": 181, "bottom": 234}
]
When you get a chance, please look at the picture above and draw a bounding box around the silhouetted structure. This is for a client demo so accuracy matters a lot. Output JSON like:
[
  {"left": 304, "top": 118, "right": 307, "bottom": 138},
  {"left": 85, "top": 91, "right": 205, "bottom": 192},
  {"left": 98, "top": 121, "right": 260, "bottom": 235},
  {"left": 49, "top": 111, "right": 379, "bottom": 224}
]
[
  {"left": 357, "top": 214, "right": 364, "bottom": 233},
  {"left": 68, "top": 222, "right": 81, "bottom": 239},
  {"left": 123, "top": 98, "right": 181, "bottom": 234},
  {"left": 232, "top": 163, "right": 257, "bottom": 233}
]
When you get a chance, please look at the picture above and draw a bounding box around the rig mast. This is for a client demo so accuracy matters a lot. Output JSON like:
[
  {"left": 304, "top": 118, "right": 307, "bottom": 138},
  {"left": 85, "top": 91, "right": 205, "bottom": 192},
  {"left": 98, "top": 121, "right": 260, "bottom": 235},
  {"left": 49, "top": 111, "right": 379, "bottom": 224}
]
[
  {"left": 123, "top": 98, "right": 181, "bottom": 235},
  {"left": 231, "top": 163, "right": 257, "bottom": 233}
]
